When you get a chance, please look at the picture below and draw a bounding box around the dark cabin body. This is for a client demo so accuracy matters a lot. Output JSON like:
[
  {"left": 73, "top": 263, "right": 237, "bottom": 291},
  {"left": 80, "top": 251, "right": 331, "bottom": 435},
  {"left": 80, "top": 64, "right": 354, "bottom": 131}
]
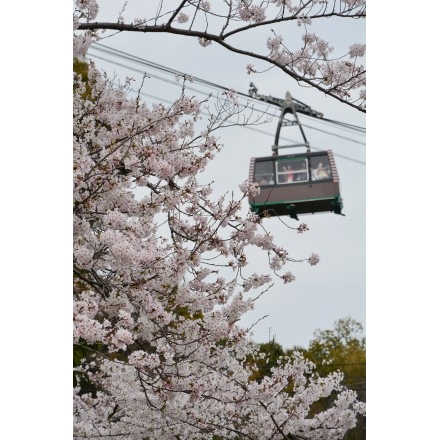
[{"left": 248, "top": 150, "right": 343, "bottom": 218}]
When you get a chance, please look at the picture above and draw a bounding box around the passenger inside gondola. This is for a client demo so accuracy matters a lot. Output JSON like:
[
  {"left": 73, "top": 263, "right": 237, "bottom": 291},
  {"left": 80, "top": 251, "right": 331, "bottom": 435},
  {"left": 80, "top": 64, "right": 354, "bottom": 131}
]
[
  {"left": 258, "top": 175, "right": 274, "bottom": 185},
  {"left": 315, "top": 162, "right": 329, "bottom": 180},
  {"left": 254, "top": 160, "right": 275, "bottom": 185},
  {"left": 295, "top": 162, "right": 308, "bottom": 181},
  {"left": 249, "top": 151, "right": 343, "bottom": 217},
  {"left": 311, "top": 158, "right": 331, "bottom": 181},
  {"left": 284, "top": 165, "right": 294, "bottom": 182},
  {"left": 276, "top": 159, "right": 309, "bottom": 184}
]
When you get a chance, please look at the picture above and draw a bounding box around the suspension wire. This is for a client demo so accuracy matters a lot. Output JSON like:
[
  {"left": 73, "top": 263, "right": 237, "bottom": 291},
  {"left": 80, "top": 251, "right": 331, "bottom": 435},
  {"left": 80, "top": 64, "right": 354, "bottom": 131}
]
[
  {"left": 90, "top": 43, "right": 366, "bottom": 131},
  {"left": 87, "top": 51, "right": 280, "bottom": 117},
  {"left": 86, "top": 48, "right": 366, "bottom": 164},
  {"left": 111, "top": 87, "right": 366, "bottom": 166},
  {"left": 91, "top": 42, "right": 250, "bottom": 97},
  {"left": 88, "top": 51, "right": 365, "bottom": 143},
  {"left": 301, "top": 113, "right": 365, "bottom": 135},
  {"left": 319, "top": 117, "right": 366, "bottom": 133},
  {"left": 301, "top": 123, "right": 365, "bottom": 145}
]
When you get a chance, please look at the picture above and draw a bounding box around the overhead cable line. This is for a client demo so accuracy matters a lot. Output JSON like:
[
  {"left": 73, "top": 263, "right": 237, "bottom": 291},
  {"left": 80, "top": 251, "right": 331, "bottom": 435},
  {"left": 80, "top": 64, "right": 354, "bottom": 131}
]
[
  {"left": 89, "top": 51, "right": 364, "bottom": 145},
  {"left": 91, "top": 42, "right": 253, "bottom": 98},
  {"left": 320, "top": 118, "right": 365, "bottom": 133},
  {"left": 88, "top": 51, "right": 365, "bottom": 146},
  {"left": 112, "top": 88, "right": 366, "bottom": 166},
  {"left": 88, "top": 50, "right": 283, "bottom": 122},
  {"left": 301, "top": 123, "right": 365, "bottom": 145},
  {"left": 87, "top": 52, "right": 280, "bottom": 118},
  {"left": 87, "top": 49, "right": 365, "bottom": 164},
  {"left": 90, "top": 43, "right": 366, "bottom": 132}
]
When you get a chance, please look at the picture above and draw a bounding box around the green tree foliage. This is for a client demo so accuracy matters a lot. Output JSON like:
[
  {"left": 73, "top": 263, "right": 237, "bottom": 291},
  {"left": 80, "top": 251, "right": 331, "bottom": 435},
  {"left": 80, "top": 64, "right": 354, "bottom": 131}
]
[
  {"left": 73, "top": 58, "right": 92, "bottom": 99},
  {"left": 248, "top": 340, "right": 286, "bottom": 382},
  {"left": 250, "top": 317, "right": 366, "bottom": 439},
  {"left": 302, "top": 317, "right": 366, "bottom": 399},
  {"left": 300, "top": 317, "right": 366, "bottom": 440}
]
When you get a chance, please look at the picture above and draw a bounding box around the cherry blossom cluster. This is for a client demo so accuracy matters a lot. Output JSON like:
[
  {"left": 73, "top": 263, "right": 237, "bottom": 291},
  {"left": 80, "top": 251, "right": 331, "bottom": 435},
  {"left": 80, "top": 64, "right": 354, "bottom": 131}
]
[
  {"left": 237, "top": 1, "right": 266, "bottom": 23},
  {"left": 73, "top": 5, "right": 366, "bottom": 437},
  {"left": 74, "top": 0, "right": 366, "bottom": 110}
]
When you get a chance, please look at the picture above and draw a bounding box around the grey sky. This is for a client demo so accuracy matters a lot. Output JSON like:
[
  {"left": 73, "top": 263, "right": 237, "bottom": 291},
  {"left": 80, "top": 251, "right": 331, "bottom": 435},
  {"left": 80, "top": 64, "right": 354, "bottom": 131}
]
[{"left": 88, "top": 0, "right": 366, "bottom": 348}]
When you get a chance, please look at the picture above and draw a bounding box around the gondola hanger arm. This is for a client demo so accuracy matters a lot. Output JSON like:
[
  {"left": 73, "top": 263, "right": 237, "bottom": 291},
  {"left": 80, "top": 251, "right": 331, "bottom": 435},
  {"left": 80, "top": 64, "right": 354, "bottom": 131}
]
[{"left": 248, "top": 82, "right": 323, "bottom": 118}]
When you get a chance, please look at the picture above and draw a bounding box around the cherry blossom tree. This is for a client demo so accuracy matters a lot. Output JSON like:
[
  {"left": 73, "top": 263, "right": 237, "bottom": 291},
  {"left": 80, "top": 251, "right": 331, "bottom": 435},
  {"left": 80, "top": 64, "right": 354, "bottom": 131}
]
[
  {"left": 74, "top": 0, "right": 366, "bottom": 112},
  {"left": 73, "top": 1, "right": 366, "bottom": 438}
]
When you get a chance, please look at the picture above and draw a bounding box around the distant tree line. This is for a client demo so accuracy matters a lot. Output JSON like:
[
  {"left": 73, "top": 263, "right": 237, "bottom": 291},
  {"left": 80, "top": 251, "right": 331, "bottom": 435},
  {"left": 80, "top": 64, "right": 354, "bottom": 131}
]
[{"left": 249, "top": 317, "right": 366, "bottom": 440}]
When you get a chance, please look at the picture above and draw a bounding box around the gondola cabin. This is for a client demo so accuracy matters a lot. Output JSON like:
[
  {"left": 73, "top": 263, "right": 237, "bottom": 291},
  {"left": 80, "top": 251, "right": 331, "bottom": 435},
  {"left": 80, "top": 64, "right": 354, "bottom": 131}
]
[{"left": 248, "top": 150, "right": 343, "bottom": 219}]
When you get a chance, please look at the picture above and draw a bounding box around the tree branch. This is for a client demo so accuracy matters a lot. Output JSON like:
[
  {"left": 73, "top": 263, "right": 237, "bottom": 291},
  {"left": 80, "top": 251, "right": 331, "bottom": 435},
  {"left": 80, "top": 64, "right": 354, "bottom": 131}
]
[{"left": 77, "top": 22, "right": 365, "bottom": 112}]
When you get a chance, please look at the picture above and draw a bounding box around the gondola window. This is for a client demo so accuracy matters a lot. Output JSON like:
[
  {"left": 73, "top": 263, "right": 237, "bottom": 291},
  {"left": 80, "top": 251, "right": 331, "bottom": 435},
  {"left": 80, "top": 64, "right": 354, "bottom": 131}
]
[
  {"left": 310, "top": 155, "right": 332, "bottom": 181},
  {"left": 254, "top": 160, "right": 275, "bottom": 185},
  {"left": 276, "top": 158, "right": 308, "bottom": 184}
]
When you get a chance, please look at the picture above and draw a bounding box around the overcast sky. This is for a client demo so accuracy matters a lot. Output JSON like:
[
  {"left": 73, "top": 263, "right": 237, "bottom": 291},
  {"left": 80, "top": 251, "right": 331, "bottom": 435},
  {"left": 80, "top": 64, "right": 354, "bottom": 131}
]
[
  {"left": 86, "top": 0, "right": 367, "bottom": 349},
  {"left": 2, "top": 1, "right": 440, "bottom": 438},
  {"left": 78, "top": 4, "right": 440, "bottom": 437}
]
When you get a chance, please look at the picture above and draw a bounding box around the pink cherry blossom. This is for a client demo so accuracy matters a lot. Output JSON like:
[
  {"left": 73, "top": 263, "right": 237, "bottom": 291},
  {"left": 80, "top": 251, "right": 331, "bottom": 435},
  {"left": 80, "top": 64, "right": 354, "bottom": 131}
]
[{"left": 73, "top": 2, "right": 366, "bottom": 437}]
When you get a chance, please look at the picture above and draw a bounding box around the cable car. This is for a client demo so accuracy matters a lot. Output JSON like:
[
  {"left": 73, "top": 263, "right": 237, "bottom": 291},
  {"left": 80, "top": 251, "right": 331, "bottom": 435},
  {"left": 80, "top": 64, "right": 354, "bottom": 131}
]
[
  {"left": 247, "top": 85, "right": 344, "bottom": 220},
  {"left": 248, "top": 150, "right": 343, "bottom": 219}
]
